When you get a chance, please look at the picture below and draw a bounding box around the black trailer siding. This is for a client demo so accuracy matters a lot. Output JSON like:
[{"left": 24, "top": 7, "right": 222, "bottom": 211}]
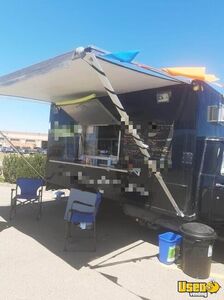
[{"left": 46, "top": 82, "right": 224, "bottom": 223}]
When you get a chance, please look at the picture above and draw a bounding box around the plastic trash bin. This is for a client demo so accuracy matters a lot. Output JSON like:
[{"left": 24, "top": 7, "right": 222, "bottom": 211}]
[
  {"left": 159, "top": 232, "right": 182, "bottom": 264},
  {"left": 180, "top": 222, "right": 217, "bottom": 279}
]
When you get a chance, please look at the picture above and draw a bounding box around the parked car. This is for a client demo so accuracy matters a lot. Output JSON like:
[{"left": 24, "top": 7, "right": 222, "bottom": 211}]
[{"left": 2, "top": 147, "right": 14, "bottom": 153}]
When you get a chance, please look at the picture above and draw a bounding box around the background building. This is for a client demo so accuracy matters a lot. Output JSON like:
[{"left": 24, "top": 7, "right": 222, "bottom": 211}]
[{"left": 0, "top": 131, "right": 48, "bottom": 149}]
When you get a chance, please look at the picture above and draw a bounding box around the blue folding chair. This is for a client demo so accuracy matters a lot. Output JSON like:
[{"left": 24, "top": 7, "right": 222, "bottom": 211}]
[
  {"left": 10, "top": 178, "right": 45, "bottom": 220},
  {"left": 64, "top": 189, "right": 102, "bottom": 251}
]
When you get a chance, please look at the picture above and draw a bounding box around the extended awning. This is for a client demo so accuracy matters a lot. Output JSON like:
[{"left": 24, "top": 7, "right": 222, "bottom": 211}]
[
  {"left": 0, "top": 46, "right": 188, "bottom": 217},
  {"left": 0, "top": 46, "right": 187, "bottom": 103}
]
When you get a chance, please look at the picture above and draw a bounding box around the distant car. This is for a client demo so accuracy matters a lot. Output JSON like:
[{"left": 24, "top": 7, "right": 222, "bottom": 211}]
[
  {"left": 33, "top": 147, "right": 41, "bottom": 153},
  {"left": 41, "top": 149, "right": 47, "bottom": 155},
  {"left": 32, "top": 147, "right": 47, "bottom": 154},
  {"left": 33, "top": 147, "right": 47, "bottom": 155},
  {"left": 21, "top": 148, "right": 31, "bottom": 154},
  {"left": 19, "top": 148, "right": 26, "bottom": 154},
  {"left": 2, "top": 147, "right": 14, "bottom": 153}
]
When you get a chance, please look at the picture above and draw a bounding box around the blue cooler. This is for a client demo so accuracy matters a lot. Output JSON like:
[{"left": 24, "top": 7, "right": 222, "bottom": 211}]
[{"left": 159, "top": 232, "right": 182, "bottom": 264}]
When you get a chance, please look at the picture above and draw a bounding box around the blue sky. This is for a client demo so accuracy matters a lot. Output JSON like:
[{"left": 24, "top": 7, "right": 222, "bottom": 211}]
[{"left": 0, "top": 0, "right": 223, "bottom": 133}]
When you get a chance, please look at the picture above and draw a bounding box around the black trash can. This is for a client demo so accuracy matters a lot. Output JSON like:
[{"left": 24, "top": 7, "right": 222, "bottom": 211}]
[{"left": 180, "top": 222, "right": 217, "bottom": 279}]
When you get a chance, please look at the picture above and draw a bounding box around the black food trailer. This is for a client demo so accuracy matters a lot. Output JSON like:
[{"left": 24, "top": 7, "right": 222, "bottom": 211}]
[{"left": 0, "top": 46, "right": 224, "bottom": 232}]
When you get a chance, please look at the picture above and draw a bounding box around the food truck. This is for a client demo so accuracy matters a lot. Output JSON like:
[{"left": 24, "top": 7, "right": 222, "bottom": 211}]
[{"left": 0, "top": 46, "right": 224, "bottom": 230}]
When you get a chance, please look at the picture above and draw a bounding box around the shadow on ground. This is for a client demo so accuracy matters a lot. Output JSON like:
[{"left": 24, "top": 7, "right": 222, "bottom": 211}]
[
  {"left": 0, "top": 198, "right": 223, "bottom": 272},
  {"left": 0, "top": 220, "right": 10, "bottom": 232},
  {"left": 0, "top": 199, "right": 159, "bottom": 270}
]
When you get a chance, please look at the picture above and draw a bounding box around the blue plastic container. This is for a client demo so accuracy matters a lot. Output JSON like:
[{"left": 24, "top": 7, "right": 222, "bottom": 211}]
[{"left": 159, "top": 232, "right": 182, "bottom": 264}]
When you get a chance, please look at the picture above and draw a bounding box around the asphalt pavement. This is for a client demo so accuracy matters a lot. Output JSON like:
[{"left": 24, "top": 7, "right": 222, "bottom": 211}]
[{"left": 0, "top": 183, "right": 223, "bottom": 300}]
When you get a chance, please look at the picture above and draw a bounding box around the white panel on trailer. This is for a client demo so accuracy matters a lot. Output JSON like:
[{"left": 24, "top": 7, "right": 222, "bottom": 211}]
[{"left": 63, "top": 99, "right": 119, "bottom": 125}]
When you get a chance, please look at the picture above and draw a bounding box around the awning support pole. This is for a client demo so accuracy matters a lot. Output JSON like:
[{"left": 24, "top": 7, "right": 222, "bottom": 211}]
[{"left": 74, "top": 48, "right": 184, "bottom": 217}]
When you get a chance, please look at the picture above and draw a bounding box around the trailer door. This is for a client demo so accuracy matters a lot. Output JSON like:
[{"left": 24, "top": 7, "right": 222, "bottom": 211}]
[{"left": 199, "top": 139, "right": 224, "bottom": 223}]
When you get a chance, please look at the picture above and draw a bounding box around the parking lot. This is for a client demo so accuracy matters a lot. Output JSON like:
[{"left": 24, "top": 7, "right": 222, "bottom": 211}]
[{"left": 0, "top": 183, "right": 223, "bottom": 300}]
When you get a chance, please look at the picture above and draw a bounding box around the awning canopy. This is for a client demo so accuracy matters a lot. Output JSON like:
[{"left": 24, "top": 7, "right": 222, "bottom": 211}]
[{"left": 0, "top": 46, "right": 187, "bottom": 103}]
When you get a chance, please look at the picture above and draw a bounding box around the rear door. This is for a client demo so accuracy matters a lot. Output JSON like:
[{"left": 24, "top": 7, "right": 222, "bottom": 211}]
[{"left": 199, "top": 140, "right": 224, "bottom": 223}]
